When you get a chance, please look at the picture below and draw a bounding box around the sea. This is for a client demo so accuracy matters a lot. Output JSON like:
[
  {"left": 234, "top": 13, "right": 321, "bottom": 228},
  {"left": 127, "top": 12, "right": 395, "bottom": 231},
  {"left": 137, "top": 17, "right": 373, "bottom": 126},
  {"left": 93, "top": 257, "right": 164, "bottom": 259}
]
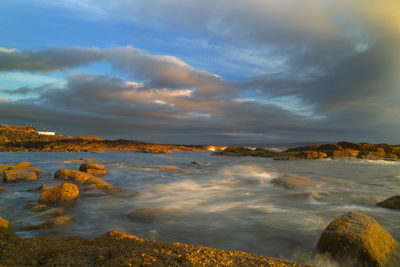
[{"left": 1, "top": 150, "right": 399, "bottom": 266}]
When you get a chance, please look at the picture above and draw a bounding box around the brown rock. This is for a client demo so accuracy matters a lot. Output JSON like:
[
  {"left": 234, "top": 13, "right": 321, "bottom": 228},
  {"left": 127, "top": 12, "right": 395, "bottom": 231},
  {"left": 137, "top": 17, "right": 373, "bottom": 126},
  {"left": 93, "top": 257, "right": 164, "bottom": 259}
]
[
  {"left": 128, "top": 207, "right": 183, "bottom": 223},
  {"left": 0, "top": 216, "right": 18, "bottom": 240},
  {"left": 317, "top": 211, "right": 398, "bottom": 267},
  {"left": 79, "top": 163, "right": 107, "bottom": 175},
  {"left": 271, "top": 174, "right": 317, "bottom": 189},
  {"left": 377, "top": 195, "right": 400, "bottom": 210},
  {"left": 21, "top": 216, "right": 76, "bottom": 230},
  {"left": 0, "top": 227, "right": 312, "bottom": 267},
  {"left": 38, "top": 183, "right": 79, "bottom": 205},
  {"left": 154, "top": 166, "right": 183, "bottom": 172},
  {"left": 28, "top": 184, "right": 55, "bottom": 192},
  {"left": 0, "top": 185, "right": 6, "bottom": 192},
  {"left": 3, "top": 167, "right": 39, "bottom": 182},
  {"left": 54, "top": 169, "right": 94, "bottom": 183},
  {"left": 29, "top": 203, "right": 51, "bottom": 212},
  {"left": 54, "top": 168, "right": 117, "bottom": 192},
  {"left": 302, "top": 151, "right": 327, "bottom": 159},
  {"left": 13, "top": 162, "right": 31, "bottom": 167},
  {"left": 39, "top": 207, "right": 66, "bottom": 218}
]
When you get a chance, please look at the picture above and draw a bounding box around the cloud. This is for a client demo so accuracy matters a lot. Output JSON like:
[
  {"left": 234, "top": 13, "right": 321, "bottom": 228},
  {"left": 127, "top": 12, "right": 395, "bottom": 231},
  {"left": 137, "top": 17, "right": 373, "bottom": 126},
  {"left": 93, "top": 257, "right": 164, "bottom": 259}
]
[{"left": 2, "top": 0, "right": 400, "bottom": 143}]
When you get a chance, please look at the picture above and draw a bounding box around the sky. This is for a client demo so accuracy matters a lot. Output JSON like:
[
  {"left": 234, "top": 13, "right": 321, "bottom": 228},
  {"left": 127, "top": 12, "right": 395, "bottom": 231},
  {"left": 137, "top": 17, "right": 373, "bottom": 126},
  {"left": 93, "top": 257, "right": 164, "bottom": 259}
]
[{"left": 0, "top": 0, "right": 399, "bottom": 145}]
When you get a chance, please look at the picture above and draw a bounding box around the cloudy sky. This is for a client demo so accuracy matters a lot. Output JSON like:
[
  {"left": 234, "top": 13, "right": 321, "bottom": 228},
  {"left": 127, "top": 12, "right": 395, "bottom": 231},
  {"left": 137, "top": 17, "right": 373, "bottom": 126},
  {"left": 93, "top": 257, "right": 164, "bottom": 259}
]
[{"left": 1, "top": 0, "right": 399, "bottom": 144}]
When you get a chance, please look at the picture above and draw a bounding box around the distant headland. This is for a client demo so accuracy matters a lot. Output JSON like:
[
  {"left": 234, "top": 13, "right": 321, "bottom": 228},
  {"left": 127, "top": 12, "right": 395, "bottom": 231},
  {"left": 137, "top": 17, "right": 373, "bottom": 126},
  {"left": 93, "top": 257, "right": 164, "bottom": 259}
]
[{"left": 1, "top": 125, "right": 399, "bottom": 161}]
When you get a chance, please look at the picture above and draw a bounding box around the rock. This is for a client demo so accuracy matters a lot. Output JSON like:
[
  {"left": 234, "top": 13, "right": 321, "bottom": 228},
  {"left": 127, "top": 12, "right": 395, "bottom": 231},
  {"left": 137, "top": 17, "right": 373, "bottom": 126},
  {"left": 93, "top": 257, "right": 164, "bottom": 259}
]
[
  {"left": 39, "top": 207, "right": 66, "bottom": 218},
  {"left": 0, "top": 216, "right": 17, "bottom": 240},
  {"left": 79, "top": 163, "right": 107, "bottom": 175},
  {"left": 54, "top": 169, "right": 94, "bottom": 183},
  {"left": 29, "top": 203, "right": 51, "bottom": 212},
  {"left": 0, "top": 227, "right": 312, "bottom": 267},
  {"left": 54, "top": 169, "right": 117, "bottom": 192},
  {"left": 21, "top": 216, "right": 76, "bottom": 230},
  {"left": 191, "top": 161, "right": 203, "bottom": 165},
  {"left": 317, "top": 211, "right": 398, "bottom": 267},
  {"left": 1, "top": 163, "right": 42, "bottom": 183},
  {"left": 28, "top": 184, "right": 55, "bottom": 192},
  {"left": 127, "top": 207, "right": 182, "bottom": 223},
  {"left": 13, "top": 162, "right": 31, "bottom": 167},
  {"left": 154, "top": 166, "right": 183, "bottom": 172},
  {"left": 271, "top": 174, "right": 317, "bottom": 189},
  {"left": 377, "top": 195, "right": 400, "bottom": 210},
  {"left": 0, "top": 185, "right": 6, "bottom": 192},
  {"left": 80, "top": 157, "right": 94, "bottom": 162},
  {"left": 38, "top": 183, "right": 79, "bottom": 205},
  {"left": 3, "top": 167, "right": 39, "bottom": 182}
]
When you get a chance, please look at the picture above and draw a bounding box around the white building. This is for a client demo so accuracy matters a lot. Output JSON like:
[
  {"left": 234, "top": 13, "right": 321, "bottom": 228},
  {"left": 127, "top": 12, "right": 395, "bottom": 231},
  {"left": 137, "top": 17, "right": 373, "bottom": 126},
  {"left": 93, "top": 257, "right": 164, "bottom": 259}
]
[{"left": 37, "top": 131, "right": 56, "bottom": 136}]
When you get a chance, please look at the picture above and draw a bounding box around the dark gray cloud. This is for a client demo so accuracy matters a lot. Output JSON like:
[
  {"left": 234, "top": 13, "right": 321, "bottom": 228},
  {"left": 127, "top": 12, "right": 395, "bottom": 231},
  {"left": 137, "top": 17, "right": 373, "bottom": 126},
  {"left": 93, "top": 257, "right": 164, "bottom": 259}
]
[{"left": 2, "top": 0, "right": 400, "bottom": 144}]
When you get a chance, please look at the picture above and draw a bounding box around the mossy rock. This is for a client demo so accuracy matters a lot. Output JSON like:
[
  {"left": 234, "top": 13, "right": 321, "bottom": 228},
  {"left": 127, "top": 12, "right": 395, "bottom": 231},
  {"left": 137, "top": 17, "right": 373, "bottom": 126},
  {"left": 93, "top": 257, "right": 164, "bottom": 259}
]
[{"left": 317, "top": 211, "right": 398, "bottom": 266}]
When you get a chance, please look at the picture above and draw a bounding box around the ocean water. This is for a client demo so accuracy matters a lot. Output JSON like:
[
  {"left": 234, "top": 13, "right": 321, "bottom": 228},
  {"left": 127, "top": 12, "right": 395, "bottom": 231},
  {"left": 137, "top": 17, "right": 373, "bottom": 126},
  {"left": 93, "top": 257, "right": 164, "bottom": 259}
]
[{"left": 0, "top": 151, "right": 399, "bottom": 266}]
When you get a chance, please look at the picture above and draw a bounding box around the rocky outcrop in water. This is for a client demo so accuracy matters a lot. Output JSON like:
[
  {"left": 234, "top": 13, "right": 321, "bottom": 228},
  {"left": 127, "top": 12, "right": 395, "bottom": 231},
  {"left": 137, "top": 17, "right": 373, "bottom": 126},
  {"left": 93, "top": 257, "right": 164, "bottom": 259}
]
[
  {"left": 213, "top": 141, "right": 400, "bottom": 161},
  {"left": 54, "top": 169, "right": 117, "bottom": 192},
  {"left": 79, "top": 163, "right": 107, "bottom": 175},
  {"left": 377, "top": 195, "right": 400, "bottom": 210},
  {"left": 20, "top": 216, "right": 77, "bottom": 230},
  {"left": 317, "top": 211, "right": 398, "bottom": 267},
  {"left": 154, "top": 165, "right": 184, "bottom": 172},
  {"left": 271, "top": 174, "right": 319, "bottom": 189},
  {"left": 38, "top": 183, "right": 79, "bottom": 205},
  {"left": 1, "top": 162, "right": 43, "bottom": 183},
  {"left": 0, "top": 216, "right": 312, "bottom": 266},
  {"left": 0, "top": 125, "right": 219, "bottom": 153}
]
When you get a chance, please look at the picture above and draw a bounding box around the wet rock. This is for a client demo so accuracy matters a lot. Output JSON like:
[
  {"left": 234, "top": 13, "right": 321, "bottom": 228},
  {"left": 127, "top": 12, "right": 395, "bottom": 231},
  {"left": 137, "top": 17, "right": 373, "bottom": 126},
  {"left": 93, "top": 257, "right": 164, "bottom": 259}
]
[
  {"left": 191, "top": 161, "right": 206, "bottom": 166},
  {"left": 3, "top": 167, "right": 39, "bottom": 182},
  {"left": 271, "top": 174, "right": 317, "bottom": 189},
  {"left": 0, "top": 216, "right": 18, "bottom": 240},
  {"left": 154, "top": 166, "right": 183, "bottom": 172},
  {"left": 28, "top": 184, "right": 55, "bottom": 192},
  {"left": 13, "top": 162, "right": 31, "bottom": 167},
  {"left": 128, "top": 207, "right": 182, "bottom": 223},
  {"left": 136, "top": 147, "right": 171, "bottom": 153},
  {"left": 39, "top": 207, "right": 66, "bottom": 218},
  {"left": 80, "top": 157, "right": 94, "bottom": 162},
  {"left": 54, "top": 169, "right": 117, "bottom": 192},
  {"left": 0, "top": 185, "right": 6, "bottom": 192},
  {"left": 79, "top": 163, "right": 107, "bottom": 176},
  {"left": 54, "top": 169, "right": 94, "bottom": 183},
  {"left": 21, "top": 216, "right": 76, "bottom": 230},
  {"left": 377, "top": 195, "right": 400, "bottom": 210},
  {"left": 38, "top": 183, "right": 79, "bottom": 205},
  {"left": 317, "top": 211, "right": 398, "bottom": 267},
  {"left": 0, "top": 225, "right": 312, "bottom": 266},
  {"left": 28, "top": 203, "right": 51, "bottom": 212}
]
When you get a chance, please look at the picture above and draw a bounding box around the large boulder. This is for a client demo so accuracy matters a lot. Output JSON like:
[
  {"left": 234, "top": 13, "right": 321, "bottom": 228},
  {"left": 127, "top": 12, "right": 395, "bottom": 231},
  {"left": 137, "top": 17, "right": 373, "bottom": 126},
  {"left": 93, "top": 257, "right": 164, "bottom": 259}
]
[
  {"left": 377, "top": 195, "right": 400, "bottom": 210},
  {"left": 38, "top": 183, "right": 79, "bottom": 205},
  {"left": 79, "top": 163, "right": 107, "bottom": 175},
  {"left": 317, "top": 211, "right": 398, "bottom": 266},
  {"left": 271, "top": 174, "right": 318, "bottom": 189}
]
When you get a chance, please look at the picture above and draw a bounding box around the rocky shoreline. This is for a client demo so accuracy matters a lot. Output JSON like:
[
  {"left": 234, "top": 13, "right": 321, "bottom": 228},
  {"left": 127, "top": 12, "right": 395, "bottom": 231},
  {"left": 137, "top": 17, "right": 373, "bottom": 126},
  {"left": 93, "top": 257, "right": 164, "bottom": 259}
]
[
  {"left": 0, "top": 125, "right": 226, "bottom": 153},
  {"left": 2, "top": 125, "right": 399, "bottom": 161},
  {"left": 0, "top": 216, "right": 313, "bottom": 267},
  {"left": 212, "top": 141, "right": 400, "bottom": 161}
]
